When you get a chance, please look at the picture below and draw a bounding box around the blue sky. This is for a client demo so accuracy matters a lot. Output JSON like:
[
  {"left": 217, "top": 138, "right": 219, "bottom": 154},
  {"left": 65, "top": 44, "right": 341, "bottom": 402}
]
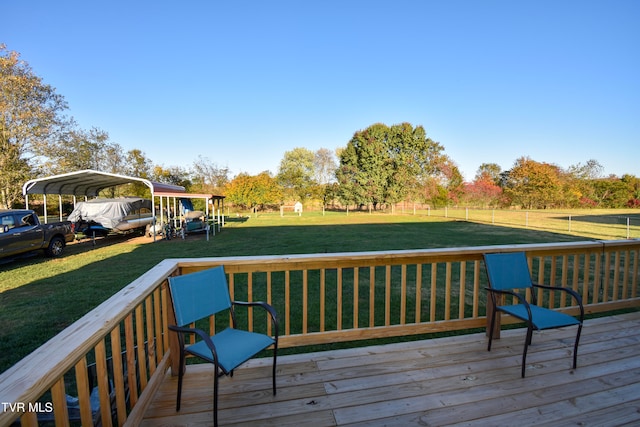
[{"left": 3, "top": 1, "right": 638, "bottom": 181}]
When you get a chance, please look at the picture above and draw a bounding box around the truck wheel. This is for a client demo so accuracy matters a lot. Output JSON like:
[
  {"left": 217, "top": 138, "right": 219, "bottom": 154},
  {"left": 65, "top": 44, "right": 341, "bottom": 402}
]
[{"left": 46, "top": 236, "right": 65, "bottom": 257}]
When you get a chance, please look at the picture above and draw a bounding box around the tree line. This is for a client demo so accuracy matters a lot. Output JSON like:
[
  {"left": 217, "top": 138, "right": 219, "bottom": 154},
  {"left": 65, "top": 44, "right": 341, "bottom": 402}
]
[{"left": 2, "top": 45, "right": 639, "bottom": 211}]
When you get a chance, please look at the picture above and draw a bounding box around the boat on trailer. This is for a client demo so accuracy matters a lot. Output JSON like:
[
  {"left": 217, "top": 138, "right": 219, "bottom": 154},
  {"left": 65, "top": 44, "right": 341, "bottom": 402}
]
[{"left": 67, "top": 197, "right": 153, "bottom": 237}]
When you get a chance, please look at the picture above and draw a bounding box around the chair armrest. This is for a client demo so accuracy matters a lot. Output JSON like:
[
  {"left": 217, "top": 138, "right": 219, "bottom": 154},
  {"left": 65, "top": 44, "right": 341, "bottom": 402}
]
[
  {"left": 485, "top": 287, "right": 533, "bottom": 320},
  {"left": 232, "top": 300, "right": 279, "bottom": 338},
  {"left": 532, "top": 284, "right": 584, "bottom": 321},
  {"left": 168, "top": 325, "right": 219, "bottom": 361}
]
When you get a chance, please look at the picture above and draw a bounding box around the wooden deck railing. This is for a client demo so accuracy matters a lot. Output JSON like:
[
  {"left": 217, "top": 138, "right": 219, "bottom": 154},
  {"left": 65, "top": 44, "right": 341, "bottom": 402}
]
[{"left": 1, "top": 240, "right": 638, "bottom": 426}]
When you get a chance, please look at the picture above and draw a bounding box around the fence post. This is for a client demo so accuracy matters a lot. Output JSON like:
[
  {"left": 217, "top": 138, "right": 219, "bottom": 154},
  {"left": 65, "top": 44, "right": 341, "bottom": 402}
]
[{"left": 628, "top": 217, "right": 631, "bottom": 239}]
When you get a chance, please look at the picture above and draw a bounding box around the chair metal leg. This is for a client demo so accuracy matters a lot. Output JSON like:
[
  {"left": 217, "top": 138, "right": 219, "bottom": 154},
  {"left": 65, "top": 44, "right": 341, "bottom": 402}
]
[
  {"left": 272, "top": 347, "right": 278, "bottom": 395},
  {"left": 573, "top": 323, "right": 583, "bottom": 369},
  {"left": 176, "top": 350, "right": 185, "bottom": 411},
  {"left": 522, "top": 326, "right": 533, "bottom": 378},
  {"left": 213, "top": 365, "right": 219, "bottom": 427},
  {"left": 487, "top": 308, "right": 497, "bottom": 351}
]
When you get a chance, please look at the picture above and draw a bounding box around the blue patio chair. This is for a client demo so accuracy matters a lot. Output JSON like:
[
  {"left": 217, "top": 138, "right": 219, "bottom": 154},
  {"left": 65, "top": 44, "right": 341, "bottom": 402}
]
[
  {"left": 168, "top": 266, "right": 278, "bottom": 426},
  {"left": 483, "top": 252, "right": 584, "bottom": 377}
]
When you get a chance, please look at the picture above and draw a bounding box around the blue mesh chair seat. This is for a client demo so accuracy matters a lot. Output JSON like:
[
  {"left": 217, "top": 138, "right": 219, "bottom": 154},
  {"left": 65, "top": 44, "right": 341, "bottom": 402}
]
[
  {"left": 498, "top": 304, "right": 581, "bottom": 331},
  {"left": 483, "top": 252, "right": 584, "bottom": 377},
  {"left": 168, "top": 266, "right": 278, "bottom": 427},
  {"left": 185, "top": 328, "right": 275, "bottom": 373}
]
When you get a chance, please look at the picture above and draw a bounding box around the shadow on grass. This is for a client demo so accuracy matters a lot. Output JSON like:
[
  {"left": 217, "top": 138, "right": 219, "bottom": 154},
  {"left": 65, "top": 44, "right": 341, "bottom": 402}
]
[{"left": 552, "top": 212, "right": 640, "bottom": 225}]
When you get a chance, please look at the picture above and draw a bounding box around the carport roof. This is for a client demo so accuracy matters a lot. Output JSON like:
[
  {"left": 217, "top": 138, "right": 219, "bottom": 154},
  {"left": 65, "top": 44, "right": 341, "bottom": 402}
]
[
  {"left": 22, "top": 169, "right": 185, "bottom": 197},
  {"left": 155, "top": 191, "right": 225, "bottom": 200}
]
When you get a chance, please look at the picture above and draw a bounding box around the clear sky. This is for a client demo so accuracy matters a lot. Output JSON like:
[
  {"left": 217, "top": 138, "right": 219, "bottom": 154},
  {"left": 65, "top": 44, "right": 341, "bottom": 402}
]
[{"left": 3, "top": 1, "right": 638, "bottom": 181}]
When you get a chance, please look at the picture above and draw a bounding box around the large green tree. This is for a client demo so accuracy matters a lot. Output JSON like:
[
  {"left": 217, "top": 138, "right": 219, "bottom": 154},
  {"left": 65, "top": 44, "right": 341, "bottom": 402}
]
[
  {"left": 335, "top": 123, "right": 387, "bottom": 208},
  {"left": 0, "top": 45, "right": 68, "bottom": 208},
  {"left": 336, "top": 123, "right": 447, "bottom": 209}
]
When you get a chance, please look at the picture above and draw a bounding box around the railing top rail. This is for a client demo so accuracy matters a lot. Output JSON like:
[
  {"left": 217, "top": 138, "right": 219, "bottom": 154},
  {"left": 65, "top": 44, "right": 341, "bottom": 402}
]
[
  {"left": 171, "top": 240, "right": 625, "bottom": 268},
  {"left": 0, "top": 259, "right": 178, "bottom": 421}
]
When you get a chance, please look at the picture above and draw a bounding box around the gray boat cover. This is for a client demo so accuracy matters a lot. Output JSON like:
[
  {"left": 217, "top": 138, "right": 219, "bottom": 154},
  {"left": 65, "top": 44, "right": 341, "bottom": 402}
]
[{"left": 67, "top": 198, "right": 153, "bottom": 229}]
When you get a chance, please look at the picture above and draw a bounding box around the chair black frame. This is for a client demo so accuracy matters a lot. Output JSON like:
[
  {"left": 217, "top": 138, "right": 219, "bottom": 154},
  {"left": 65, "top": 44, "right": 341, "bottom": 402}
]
[
  {"left": 484, "top": 252, "right": 584, "bottom": 378},
  {"left": 168, "top": 267, "right": 279, "bottom": 427}
]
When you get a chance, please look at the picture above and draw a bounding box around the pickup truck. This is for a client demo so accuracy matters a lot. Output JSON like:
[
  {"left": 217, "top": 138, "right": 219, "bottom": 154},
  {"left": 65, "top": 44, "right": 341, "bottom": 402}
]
[{"left": 0, "top": 209, "right": 75, "bottom": 259}]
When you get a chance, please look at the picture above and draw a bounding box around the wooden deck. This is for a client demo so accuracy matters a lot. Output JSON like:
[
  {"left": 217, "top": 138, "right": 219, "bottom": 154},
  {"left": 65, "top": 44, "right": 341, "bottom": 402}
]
[{"left": 141, "top": 311, "right": 640, "bottom": 426}]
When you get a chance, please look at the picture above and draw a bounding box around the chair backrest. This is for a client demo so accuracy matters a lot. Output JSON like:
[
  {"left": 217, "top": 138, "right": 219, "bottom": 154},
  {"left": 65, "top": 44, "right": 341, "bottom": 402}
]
[
  {"left": 483, "top": 252, "right": 533, "bottom": 291},
  {"left": 168, "top": 266, "right": 232, "bottom": 327}
]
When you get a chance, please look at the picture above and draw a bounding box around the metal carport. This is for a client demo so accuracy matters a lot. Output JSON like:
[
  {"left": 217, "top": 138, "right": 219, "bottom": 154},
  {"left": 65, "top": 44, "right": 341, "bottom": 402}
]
[{"left": 22, "top": 169, "right": 185, "bottom": 223}]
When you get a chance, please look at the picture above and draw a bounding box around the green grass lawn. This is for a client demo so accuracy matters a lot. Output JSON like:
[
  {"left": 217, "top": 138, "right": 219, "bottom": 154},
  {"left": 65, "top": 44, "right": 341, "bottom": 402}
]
[{"left": 0, "top": 210, "right": 631, "bottom": 373}]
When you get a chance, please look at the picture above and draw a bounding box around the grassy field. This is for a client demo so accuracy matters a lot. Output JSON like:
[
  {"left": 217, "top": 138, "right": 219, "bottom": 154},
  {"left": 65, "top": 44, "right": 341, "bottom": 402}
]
[{"left": 0, "top": 209, "right": 637, "bottom": 373}]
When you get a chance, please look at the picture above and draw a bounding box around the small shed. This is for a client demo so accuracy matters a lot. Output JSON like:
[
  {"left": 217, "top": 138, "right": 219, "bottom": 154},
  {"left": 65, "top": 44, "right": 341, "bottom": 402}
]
[{"left": 294, "top": 201, "right": 303, "bottom": 214}]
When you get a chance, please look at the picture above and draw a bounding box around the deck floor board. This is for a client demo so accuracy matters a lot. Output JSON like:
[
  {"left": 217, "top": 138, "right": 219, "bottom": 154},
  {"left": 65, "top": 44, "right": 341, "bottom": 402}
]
[{"left": 141, "top": 311, "right": 640, "bottom": 426}]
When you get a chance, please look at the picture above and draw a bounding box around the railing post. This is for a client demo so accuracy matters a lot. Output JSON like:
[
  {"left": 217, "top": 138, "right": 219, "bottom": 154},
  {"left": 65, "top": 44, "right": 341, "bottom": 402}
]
[
  {"left": 166, "top": 285, "right": 181, "bottom": 377},
  {"left": 486, "top": 293, "right": 501, "bottom": 339}
]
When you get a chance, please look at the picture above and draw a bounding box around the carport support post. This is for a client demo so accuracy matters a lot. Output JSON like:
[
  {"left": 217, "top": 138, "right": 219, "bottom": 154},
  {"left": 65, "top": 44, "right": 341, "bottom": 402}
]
[{"left": 43, "top": 194, "right": 48, "bottom": 223}]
